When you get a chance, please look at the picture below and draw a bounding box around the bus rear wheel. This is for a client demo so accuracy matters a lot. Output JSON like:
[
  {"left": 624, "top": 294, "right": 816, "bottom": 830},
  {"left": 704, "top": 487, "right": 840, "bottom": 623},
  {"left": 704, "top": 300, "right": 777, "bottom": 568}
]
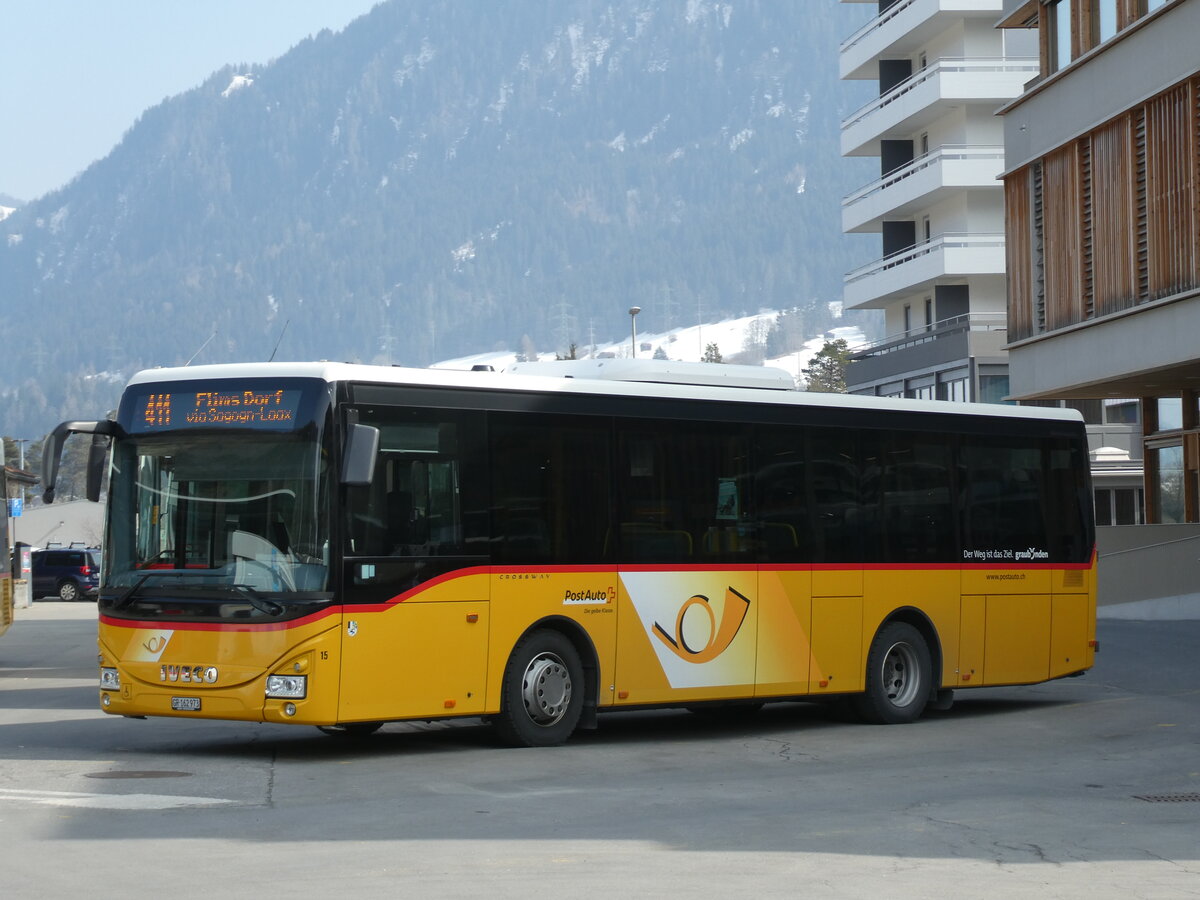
[
  {"left": 853, "top": 622, "right": 932, "bottom": 725},
  {"left": 493, "top": 629, "right": 584, "bottom": 747}
]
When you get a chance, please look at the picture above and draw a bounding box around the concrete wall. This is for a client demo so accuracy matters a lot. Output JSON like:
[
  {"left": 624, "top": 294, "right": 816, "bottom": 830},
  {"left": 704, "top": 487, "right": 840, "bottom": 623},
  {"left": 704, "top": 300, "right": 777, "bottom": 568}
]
[
  {"left": 1096, "top": 524, "right": 1200, "bottom": 619},
  {"left": 10, "top": 500, "right": 105, "bottom": 550}
]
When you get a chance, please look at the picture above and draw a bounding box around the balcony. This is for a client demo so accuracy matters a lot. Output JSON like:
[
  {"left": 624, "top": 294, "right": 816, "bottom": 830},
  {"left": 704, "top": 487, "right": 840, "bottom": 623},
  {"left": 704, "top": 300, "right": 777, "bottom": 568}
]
[
  {"left": 841, "top": 58, "right": 1037, "bottom": 157},
  {"left": 852, "top": 312, "right": 1007, "bottom": 358},
  {"left": 841, "top": 0, "right": 1007, "bottom": 82},
  {"left": 846, "top": 312, "right": 1008, "bottom": 385},
  {"left": 843, "top": 232, "right": 1006, "bottom": 309},
  {"left": 842, "top": 145, "right": 1005, "bottom": 233}
]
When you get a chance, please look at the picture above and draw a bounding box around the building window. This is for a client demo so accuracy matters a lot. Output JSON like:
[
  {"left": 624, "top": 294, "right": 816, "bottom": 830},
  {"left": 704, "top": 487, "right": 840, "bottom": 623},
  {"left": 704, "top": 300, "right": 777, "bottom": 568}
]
[
  {"left": 1066, "top": 399, "right": 1104, "bottom": 424},
  {"left": 1097, "top": 0, "right": 1118, "bottom": 42},
  {"left": 1145, "top": 0, "right": 1168, "bottom": 12},
  {"left": 937, "top": 373, "right": 969, "bottom": 402},
  {"left": 1115, "top": 488, "right": 1143, "bottom": 524},
  {"left": 1104, "top": 399, "right": 1140, "bottom": 425},
  {"left": 906, "top": 375, "right": 935, "bottom": 400},
  {"left": 1157, "top": 397, "right": 1183, "bottom": 431},
  {"left": 1051, "top": 0, "right": 1073, "bottom": 71},
  {"left": 903, "top": 304, "right": 912, "bottom": 336},
  {"left": 1094, "top": 488, "right": 1146, "bottom": 526},
  {"left": 979, "top": 372, "right": 1013, "bottom": 405},
  {"left": 924, "top": 297, "right": 933, "bottom": 332},
  {"left": 1151, "top": 444, "right": 1185, "bottom": 523}
]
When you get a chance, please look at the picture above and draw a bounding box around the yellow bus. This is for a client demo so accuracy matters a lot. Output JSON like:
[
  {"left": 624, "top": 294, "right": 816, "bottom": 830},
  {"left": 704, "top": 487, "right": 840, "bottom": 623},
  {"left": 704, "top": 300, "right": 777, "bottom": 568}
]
[{"left": 42, "top": 360, "right": 1097, "bottom": 746}]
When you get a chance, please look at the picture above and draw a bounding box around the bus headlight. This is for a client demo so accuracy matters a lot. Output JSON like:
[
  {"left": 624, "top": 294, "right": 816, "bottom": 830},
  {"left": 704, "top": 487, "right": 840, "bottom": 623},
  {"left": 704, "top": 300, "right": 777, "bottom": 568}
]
[
  {"left": 100, "top": 668, "right": 120, "bottom": 690},
  {"left": 266, "top": 674, "right": 307, "bottom": 699}
]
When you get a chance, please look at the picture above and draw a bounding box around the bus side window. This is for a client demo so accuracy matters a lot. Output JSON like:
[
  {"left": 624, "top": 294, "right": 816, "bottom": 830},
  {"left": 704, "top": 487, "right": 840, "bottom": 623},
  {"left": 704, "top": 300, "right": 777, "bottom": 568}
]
[
  {"left": 617, "top": 421, "right": 750, "bottom": 564},
  {"left": 344, "top": 408, "right": 487, "bottom": 559},
  {"left": 960, "top": 436, "right": 1049, "bottom": 556},
  {"left": 490, "top": 412, "right": 612, "bottom": 565}
]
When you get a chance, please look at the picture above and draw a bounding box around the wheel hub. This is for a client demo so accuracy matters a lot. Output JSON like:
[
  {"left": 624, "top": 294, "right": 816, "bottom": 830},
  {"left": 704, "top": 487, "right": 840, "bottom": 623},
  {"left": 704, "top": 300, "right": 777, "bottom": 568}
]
[
  {"left": 882, "top": 641, "right": 920, "bottom": 708},
  {"left": 521, "top": 653, "right": 572, "bottom": 726}
]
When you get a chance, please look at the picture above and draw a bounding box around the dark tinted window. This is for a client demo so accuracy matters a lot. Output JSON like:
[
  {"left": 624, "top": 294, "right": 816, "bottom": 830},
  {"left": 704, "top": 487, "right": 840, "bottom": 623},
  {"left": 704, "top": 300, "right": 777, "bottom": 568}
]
[
  {"left": 1045, "top": 437, "right": 1093, "bottom": 561},
  {"left": 490, "top": 413, "right": 611, "bottom": 564},
  {"left": 753, "top": 426, "right": 861, "bottom": 563},
  {"left": 862, "top": 431, "right": 955, "bottom": 563},
  {"left": 617, "top": 420, "right": 751, "bottom": 563},
  {"left": 960, "top": 436, "right": 1048, "bottom": 561}
]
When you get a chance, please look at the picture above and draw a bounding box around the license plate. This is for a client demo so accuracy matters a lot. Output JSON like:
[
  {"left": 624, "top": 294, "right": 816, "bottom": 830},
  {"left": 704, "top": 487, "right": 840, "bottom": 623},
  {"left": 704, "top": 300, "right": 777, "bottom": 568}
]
[{"left": 171, "top": 697, "right": 201, "bottom": 711}]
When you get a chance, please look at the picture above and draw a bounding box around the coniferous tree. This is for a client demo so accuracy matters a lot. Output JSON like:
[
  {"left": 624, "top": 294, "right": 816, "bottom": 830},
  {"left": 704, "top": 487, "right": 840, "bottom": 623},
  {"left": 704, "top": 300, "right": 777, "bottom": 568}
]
[{"left": 803, "top": 339, "right": 852, "bottom": 393}]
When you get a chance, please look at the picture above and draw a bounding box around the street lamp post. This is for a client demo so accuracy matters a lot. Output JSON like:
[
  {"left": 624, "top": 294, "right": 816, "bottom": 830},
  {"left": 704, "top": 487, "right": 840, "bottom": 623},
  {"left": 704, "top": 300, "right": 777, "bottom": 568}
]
[
  {"left": 13, "top": 438, "right": 29, "bottom": 504},
  {"left": 628, "top": 306, "right": 641, "bottom": 358}
]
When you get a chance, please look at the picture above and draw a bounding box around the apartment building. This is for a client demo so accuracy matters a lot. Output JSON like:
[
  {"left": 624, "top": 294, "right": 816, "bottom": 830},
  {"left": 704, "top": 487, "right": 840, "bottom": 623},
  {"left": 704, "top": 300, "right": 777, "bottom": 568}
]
[
  {"left": 998, "top": 0, "right": 1196, "bottom": 523},
  {"left": 839, "top": 0, "right": 1037, "bottom": 402}
]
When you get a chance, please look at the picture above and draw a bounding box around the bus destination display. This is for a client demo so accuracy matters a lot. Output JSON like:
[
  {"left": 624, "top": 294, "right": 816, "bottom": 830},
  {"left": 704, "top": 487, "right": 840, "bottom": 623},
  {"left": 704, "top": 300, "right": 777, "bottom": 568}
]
[{"left": 137, "top": 388, "right": 304, "bottom": 430}]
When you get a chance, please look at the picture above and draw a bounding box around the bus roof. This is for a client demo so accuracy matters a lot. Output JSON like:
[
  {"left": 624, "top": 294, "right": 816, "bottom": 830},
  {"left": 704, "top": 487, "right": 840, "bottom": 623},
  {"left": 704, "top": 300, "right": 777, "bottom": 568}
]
[{"left": 125, "top": 360, "right": 1084, "bottom": 425}]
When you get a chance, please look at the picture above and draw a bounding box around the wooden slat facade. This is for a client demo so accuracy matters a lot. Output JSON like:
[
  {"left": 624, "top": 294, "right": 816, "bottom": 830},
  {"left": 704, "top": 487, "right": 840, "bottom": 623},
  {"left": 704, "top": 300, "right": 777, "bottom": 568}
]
[{"left": 1006, "top": 75, "right": 1200, "bottom": 342}]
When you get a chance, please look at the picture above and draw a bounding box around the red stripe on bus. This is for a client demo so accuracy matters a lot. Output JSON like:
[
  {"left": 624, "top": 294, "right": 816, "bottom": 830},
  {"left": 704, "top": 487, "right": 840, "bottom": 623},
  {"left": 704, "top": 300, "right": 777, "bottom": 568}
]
[{"left": 101, "top": 555, "right": 1096, "bottom": 632}]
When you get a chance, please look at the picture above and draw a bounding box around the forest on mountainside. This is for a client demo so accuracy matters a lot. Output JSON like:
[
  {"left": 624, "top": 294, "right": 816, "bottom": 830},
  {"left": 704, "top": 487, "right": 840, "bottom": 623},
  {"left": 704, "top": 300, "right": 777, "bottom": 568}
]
[{"left": 0, "top": 0, "right": 876, "bottom": 439}]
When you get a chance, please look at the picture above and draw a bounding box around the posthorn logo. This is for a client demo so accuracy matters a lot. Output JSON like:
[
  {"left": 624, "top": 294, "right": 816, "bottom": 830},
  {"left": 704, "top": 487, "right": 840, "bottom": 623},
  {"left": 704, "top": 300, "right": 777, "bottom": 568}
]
[{"left": 652, "top": 587, "right": 750, "bottom": 663}]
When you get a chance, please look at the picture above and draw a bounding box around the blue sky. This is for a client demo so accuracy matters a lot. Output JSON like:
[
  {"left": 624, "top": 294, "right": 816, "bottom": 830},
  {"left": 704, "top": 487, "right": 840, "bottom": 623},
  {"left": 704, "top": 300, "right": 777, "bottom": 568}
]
[{"left": 1, "top": 1, "right": 381, "bottom": 202}]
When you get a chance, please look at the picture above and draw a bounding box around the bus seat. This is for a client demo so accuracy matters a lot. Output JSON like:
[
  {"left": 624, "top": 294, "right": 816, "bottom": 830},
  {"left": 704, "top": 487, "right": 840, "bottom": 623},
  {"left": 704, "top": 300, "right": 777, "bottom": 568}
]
[{"left": 621, "top": 523, "right": 693, "bottom": 561}]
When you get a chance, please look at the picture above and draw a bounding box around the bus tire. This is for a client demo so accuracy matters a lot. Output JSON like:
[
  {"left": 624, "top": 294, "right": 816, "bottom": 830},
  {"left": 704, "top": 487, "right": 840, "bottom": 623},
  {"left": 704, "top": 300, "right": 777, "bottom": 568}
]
[
  {"left": 493, "top": 629, "right": 584, "bottom": 747},
  {"left": 853, "top": 621, "right": 932, "bottom": 725}
]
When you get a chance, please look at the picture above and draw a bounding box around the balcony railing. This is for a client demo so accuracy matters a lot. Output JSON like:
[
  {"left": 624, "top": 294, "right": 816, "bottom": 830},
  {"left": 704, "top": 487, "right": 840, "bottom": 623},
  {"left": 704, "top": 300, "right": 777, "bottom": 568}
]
[
  {"left": 842, "top": 145, "right": 1005, "bottom": 209},
  {"left": 851, "top": 312, "right": 1008, "bottom": 359},
  {"left": 840, "top": 0, "right": 921, "bottom": 55},
  {"left": 845, "top": 232, "right": 1006, "bottom": 286},
  {"left": 841, "top": 58, "right": 1039, "bottom": 132},
  {"left": 840, "top": 0, "right": 1008, "bottom": 57}
]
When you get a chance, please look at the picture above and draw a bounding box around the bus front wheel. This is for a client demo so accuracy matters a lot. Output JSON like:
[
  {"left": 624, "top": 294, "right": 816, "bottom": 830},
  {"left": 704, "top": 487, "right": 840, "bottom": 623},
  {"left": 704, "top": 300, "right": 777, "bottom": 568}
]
[
  {"left": 493, "top": 629, "right": 584, "bottom": 747},
  {"left": 853, "top": 622, "right": 932, "bottom": 725}
]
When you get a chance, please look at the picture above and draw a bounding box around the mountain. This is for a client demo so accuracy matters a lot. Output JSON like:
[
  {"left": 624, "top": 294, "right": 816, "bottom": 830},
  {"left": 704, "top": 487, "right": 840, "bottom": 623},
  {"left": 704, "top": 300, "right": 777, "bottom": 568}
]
[{"left": 0, "top": 0, "right": 875, "bottom": 438}]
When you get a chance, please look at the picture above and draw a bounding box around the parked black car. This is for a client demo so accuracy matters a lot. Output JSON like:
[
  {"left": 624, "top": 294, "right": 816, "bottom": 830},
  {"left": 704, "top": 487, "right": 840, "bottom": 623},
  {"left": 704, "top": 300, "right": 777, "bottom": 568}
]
[{"left": 31, "top": 548, "right": 101, "bottom": 601}]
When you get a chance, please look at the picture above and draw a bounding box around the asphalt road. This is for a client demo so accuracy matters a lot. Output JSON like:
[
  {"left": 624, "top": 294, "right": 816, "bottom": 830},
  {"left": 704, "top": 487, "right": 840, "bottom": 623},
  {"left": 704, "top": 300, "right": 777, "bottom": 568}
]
[{"left": 1, "top": 602, "right": 1198, "bottom": 898}]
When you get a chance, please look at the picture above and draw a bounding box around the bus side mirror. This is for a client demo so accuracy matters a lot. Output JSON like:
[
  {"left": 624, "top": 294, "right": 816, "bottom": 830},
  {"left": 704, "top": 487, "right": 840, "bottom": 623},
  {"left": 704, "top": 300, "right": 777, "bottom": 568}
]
[
  {"left": 42, "top": 420, "right": 122, "bottom": 504},
  {"left": 341, "top": 424, "right": 380, "bottom": 486},
  {"left": 86, "top": 433, "right": 111, "bottom": 503}
]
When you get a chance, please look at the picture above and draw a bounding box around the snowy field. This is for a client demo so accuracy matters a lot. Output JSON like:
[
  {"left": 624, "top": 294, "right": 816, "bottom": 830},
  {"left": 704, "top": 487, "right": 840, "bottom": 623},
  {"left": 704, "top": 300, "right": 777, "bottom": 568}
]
[{"left": 432, "top": 310, "right": 867, "bottom": 389}]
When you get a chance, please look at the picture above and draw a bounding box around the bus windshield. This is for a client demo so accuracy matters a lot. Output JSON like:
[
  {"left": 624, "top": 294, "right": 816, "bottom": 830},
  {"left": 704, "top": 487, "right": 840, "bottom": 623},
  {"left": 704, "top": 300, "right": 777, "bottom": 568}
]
[{"left": 104, "top": 431, "right": 330, "bottom": 603}]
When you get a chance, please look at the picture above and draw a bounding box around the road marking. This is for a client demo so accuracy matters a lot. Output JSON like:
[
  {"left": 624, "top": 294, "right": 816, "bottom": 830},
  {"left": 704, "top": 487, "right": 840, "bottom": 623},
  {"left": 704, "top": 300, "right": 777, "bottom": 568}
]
[{"left": 0, "top": 788, "right": 234, "bottom": 810}]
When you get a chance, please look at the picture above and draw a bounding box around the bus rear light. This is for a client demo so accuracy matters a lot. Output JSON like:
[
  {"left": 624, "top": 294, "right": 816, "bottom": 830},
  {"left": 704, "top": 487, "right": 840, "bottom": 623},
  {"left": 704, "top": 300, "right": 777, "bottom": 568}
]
[
  {"left": 1089, "top": 640, "right": 1100, "bottom": 651},
  {"left": 266, "top": 674, "right": 307, "bottom": 699}
]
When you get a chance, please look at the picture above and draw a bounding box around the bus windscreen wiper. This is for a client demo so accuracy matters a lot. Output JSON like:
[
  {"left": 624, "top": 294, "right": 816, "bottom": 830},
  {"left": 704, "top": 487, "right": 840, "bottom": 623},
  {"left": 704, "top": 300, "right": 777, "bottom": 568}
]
[
  {"left": 230, "top": 584, "right": 285, "bottom": 616},
  {"left": 111, "top": 573, "right": 155, "bottom": 610}
]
